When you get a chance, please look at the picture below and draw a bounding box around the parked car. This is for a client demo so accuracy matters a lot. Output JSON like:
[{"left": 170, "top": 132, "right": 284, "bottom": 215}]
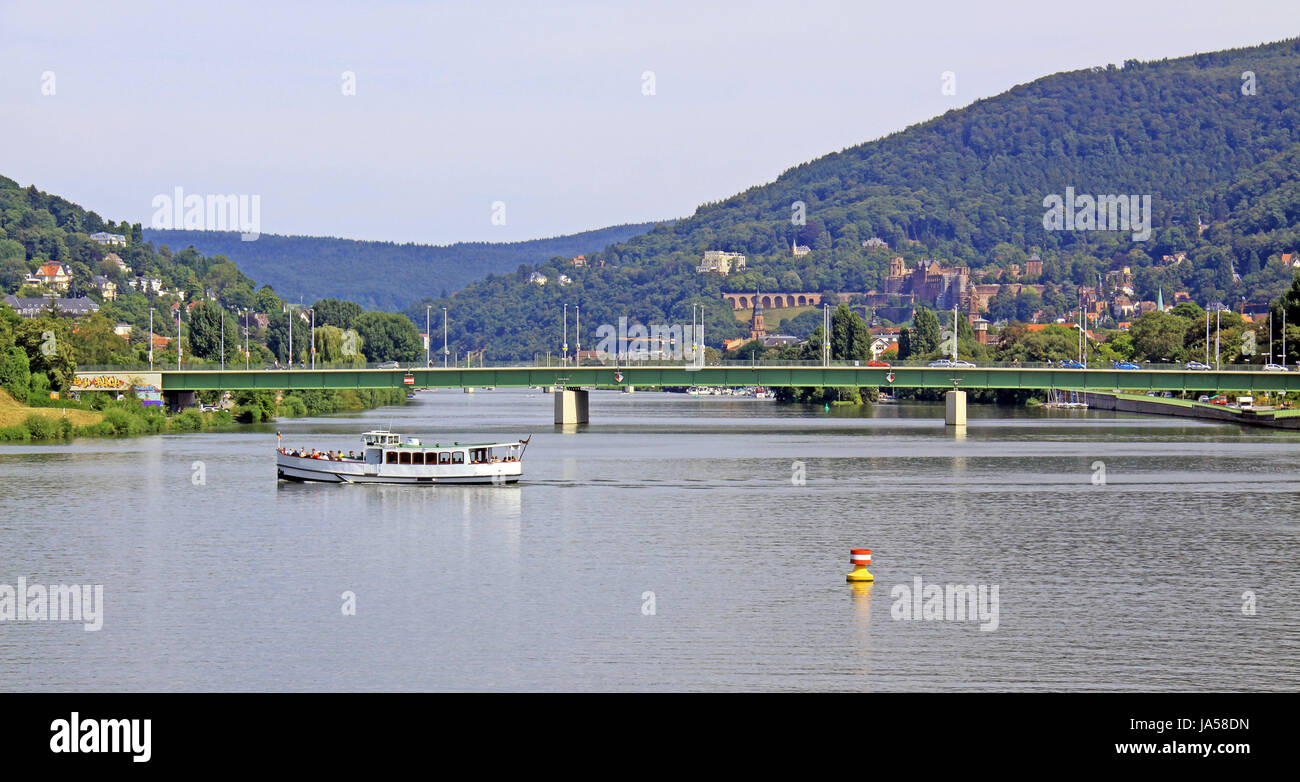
[
  {"left": 1112, "top": 361, "right": 1140, "bottom": 370},
  {"left": 1058, "top": 359, "right": 1085, "bottom": 369},
  {"left": 929, "top": 359, "right": 955, "bottom": 368},
  {"left": 1263, "top": 363, "right": 1290, "bottom": 372},
  {"left": 866, "top": 360, "right": 891, "bottom": 368},
  {"left": 377, "top": 361, "right": 401, "bottom": 369},
  {"left": 1198, "top": 395, "right": 1211, "bottom": 403},
  {"left": 1185, "top": 361, "right": 1211, "bottom": 370}
]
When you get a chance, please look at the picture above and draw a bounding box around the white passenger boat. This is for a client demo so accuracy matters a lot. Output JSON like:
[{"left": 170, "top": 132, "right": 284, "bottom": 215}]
[{"left": 277, "top": 430, "right": 529, "bottom": 484}]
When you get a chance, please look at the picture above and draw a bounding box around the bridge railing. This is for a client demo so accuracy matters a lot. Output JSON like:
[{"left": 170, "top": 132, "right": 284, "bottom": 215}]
[{"left": 75, "top": 359, "right": 1292, "bottom": 373}]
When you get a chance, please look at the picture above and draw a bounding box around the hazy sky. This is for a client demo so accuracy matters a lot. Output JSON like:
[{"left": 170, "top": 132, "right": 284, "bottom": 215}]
[{"left": 1, "top": 1, "right": 1295, "bottom": 244}]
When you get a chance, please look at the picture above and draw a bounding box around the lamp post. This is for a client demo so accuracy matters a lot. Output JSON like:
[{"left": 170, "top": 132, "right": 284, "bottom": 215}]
[
  {"left": 562, "top": 303, "right": 568, "bottom": 365},
  {"left": 442, "top": 307, "right": 448, "bottom": 369},
  {"left": 287, "top": 305, "right": 293, "bottom": 370},
  {"left": 575, "top": 305, "right": 581, "bottom": 366},
  {"left": 822, "top": 303, "right": 830, "bottom": 366},
  {"left": 176, "top": 308, "right": 182, "bottom": 370},
  {"left": 309, "top": 308, "right": 315, "bottom": 369},
  {"left": 425, "top": 305, "right": 431, "bottom": 367},
  {"left": 244, "top": 309, "right": 250, "bottom": 370},
  {"left": 149, "top": 307, "right": 154, "bottom": 370},
  {"left": 1215, "top": 306, "right": 1221, "bottom": 370},
  {"left": 221, "top": 308, "right": 225, "bottom": 370}
]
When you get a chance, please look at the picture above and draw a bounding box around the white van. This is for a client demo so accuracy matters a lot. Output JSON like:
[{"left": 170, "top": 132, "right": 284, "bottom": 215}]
[{"left": 1236, "top": 396, "right": 1253, "bottom": 410}]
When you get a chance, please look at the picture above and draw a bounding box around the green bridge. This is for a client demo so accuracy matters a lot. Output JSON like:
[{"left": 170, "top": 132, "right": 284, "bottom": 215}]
[{"left": 74, "top": 364, "right": 1300, "bottom": 425}]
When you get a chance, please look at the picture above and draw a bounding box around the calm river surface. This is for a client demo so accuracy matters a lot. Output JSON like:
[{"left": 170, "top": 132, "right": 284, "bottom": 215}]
[{"left": 1, "top": 388, "right": 1296, "bottom": 691}]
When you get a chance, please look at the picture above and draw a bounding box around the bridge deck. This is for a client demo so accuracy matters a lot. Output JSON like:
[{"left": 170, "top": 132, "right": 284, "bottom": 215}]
[{"left": 72, "top": 366, "right": 1300, "bottom": 394}]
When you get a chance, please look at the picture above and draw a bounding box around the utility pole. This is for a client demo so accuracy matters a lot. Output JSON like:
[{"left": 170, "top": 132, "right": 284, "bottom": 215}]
[{"left": 952, "top": 304, "right": 959, "bottom": 362}]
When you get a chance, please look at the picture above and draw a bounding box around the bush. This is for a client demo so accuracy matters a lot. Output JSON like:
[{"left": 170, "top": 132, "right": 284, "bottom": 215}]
[
  {"left": 170, "top": 408, "right": 205, "bottom": 432},
  {"left": 23, "top": 414, "right": 71, "bottom": 441},
  {"left": 0, "top": 347, "right": 29, "bottom": 400},
  {"left": 277, "top": 395, "right": 308, "bottom": 417}
]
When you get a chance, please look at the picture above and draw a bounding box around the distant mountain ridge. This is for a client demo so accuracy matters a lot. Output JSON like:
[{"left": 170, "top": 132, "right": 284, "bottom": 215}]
[
  {"left": 144, "top": 222, "right": 663, "bottom": 311},
  {"left": 401, "top": 36, "right": 1300, "bottom": 361}
]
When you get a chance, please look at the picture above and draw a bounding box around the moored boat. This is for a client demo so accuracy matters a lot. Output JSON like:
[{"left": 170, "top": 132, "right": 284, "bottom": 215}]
[{"left": 277, "top": 430, "right": 529, "bottom": 484}]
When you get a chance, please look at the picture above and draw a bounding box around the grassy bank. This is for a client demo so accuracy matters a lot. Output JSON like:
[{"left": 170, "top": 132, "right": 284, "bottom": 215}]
[{"left": 0, "top": 387, "right": 407, "bottom": 442}]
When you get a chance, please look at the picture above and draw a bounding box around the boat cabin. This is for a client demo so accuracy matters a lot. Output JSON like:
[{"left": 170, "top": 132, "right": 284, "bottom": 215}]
[{"left": 360, "top": 430, "right": 524, "bottom": 467}]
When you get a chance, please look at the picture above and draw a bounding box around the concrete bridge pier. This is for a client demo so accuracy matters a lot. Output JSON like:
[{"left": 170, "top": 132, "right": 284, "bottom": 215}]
[
  {"left": 945, "top": 390, "right": 967, "bottom": 426},
  {"left": 165, "top": 390, "right": 196, "bottom": 412},
  {"left": 554, "top": 388, "right": 589, "bottom": 425}
]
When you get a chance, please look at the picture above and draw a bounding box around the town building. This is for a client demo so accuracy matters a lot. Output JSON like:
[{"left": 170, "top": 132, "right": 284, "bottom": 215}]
[
  {"left": 102, "top": 252, "right": 130, "bottom": 273},
  {"left": 92, "top": 275, "right": 118, "bottom": 301},
  {"left": 3, "top": 294, "right": 99, "bottom": 318},
  {"left": 696, "top": 250, "right": 747, "bottom": 275},
  {"left": 89, "top": 231, "right": 127, "bottom": 247},
  {"left": 27, "top": 262, "right": 73, "bottom": 292}
]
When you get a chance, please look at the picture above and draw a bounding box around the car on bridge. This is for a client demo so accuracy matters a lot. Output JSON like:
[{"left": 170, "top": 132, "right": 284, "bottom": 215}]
[
  {"left": 1208, "top": 395, "right": 1230, "bottom": 405},
  {"left": 1112, "top": 361, "right": 1140, "bottom": 370},
  {"left": 1264, "top": 363, "right": 1290, "bottom": 372},
  {"left": 929, "top": 359, "right": 976, "bottom": 368},
  {"left": 1058, "top": 359, "right": 1085, "bottom": 369},
  {"left": 1185, "top": 361, "right": 1211, "bottom": 370},
  {"left": 866, "top": 360, "right": 891, "bottom": 367},
  {"left": 377, "top": 361, "right": 401, "bottom": 369}
]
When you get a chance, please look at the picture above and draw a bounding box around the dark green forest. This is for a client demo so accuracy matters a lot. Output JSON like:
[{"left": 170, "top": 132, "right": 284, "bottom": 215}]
[{"left": 144, "top": 222, "right": 661, "bottom": 311}]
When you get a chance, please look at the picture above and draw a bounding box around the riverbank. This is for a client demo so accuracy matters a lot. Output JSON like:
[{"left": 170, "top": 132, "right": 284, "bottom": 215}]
[
  {"left": 1081, "top": 391, "right": 1300, "bottom": 430},
  {"left": 0, "top": 387, "right": 408, "bottom": 442}
]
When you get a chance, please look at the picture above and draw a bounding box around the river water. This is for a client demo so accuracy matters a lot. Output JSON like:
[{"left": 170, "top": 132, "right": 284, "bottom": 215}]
[{"left": 0, "top": 388, "right": 1296, "bottom": 691}]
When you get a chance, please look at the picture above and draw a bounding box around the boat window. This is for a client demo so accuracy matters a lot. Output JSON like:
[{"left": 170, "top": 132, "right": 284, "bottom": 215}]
[
  {"left": 399, "top": 451, "right": 411, "bottom": 465},
  {"left": 452, "top": 451, "right": 464, "bottom": 464},
  {"left": 411, "top": 452, "right": 424, "bottom": 465},
  {"left": 385, "top": 451, "right": 398, "bottom": 464},
  {"left": 438, "top": 452, "right": 450, "bottom": 464}
]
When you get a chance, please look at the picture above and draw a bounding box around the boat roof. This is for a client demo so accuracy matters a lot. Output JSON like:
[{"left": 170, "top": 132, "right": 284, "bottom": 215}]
[{"left": 360, "top": 431, "right": 522, "bottom": 448}]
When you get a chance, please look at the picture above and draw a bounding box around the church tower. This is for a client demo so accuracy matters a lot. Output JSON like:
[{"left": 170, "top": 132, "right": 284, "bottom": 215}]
[{"left": 750, "top": 288, "right": 767, "bottom": 341}]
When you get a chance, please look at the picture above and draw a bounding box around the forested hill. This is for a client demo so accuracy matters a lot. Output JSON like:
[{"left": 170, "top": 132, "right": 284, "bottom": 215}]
[
  {"left": 145, "top": 222, "right": 661, "bottom": 311},
  {"left": 403, "top": 36, "right": 1300, "bottom": 361}
]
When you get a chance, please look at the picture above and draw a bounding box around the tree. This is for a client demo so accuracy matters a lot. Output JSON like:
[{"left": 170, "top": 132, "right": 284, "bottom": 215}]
[
  {"left": 1130, "top": 311, "right": 1190, "bottom": 362},
  {"left": 353, "top": 311, "right": 422, "bottom": 362},
  {"left": 312, "top": 298, "right": 364, "bottom": 331},
  {"left": 0, "top": 346, "right": 30, "bottom": 399},
  {"left": 266, "top": 309, "right": 311, "bottom": 364},
  {"left": 830, "top": 303, "right": 871, "bottom": 360},
  {"left": 186, "top": 301, "right": 238, "bottom": 361},
  {"left": 14, "top": 315, "right": 77, "bottom": 392},
  {"left": 911, "top": 307, "right": 941, "bottom": 355}
]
